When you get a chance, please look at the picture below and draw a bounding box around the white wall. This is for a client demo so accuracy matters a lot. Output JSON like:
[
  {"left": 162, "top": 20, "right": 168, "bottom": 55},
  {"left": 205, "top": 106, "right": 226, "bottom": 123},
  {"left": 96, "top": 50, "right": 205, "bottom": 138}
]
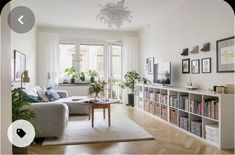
[
  {"left": 37, "top": 26, "right": 138, "bottom": 42},
  {"left": 11, "top": 0, "right": 37, "bottom": 88},
  {"left": 0, "top": 3, "right": 12, "bottom": 154},
  {"left": 139, "top": 0, "right": 234, "bottom": 90}
]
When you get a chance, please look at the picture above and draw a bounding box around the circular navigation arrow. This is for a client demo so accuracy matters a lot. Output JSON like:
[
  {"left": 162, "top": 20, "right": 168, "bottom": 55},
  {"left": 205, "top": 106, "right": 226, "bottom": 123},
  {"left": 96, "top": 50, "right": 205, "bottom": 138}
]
[{"left": 8, "top": 6, "right": 35, "bottom": 33}]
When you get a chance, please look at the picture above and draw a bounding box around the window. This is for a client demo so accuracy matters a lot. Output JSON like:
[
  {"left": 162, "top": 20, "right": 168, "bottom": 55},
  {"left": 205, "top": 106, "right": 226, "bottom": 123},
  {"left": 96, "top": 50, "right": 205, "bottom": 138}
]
[
  {"left": 59, "top": 43, "right": 76, "bottom": 78},
  {"left": 80, "top": 44, "right": 105, "bottom": 77},
  {"left": 111, "top": 45, "right": 122, "bottom": 79}
]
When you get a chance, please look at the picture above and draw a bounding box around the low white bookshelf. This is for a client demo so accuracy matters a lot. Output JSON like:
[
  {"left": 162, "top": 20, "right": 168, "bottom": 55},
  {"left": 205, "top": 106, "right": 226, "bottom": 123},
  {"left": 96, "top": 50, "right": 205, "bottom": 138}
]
[{"left": 135, "top": 84, "right": 234, "bottom": 149}]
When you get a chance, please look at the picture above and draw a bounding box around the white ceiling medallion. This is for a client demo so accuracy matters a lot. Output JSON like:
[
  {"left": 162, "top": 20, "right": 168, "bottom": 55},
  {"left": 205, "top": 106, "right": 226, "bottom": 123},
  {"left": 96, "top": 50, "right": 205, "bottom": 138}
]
[{"left": 97, "top": 0, "right": 133, "bottom": 28}]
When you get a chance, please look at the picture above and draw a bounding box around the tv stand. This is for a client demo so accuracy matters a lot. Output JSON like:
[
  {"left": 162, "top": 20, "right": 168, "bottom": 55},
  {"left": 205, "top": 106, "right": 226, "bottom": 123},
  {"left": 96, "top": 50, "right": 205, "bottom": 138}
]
[{"left": 134, "top": 83, "right": 234, "bottom": 149}]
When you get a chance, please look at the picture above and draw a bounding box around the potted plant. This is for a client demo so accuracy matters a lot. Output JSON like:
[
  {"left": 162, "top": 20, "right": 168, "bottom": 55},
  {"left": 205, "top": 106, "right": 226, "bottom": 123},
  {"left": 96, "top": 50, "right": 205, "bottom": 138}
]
[
  {"left": 64, "top": 67, "right": 78, "bottom": 84},
  {"left": 86, "top": 70, "right": 99, "bottom": 83},
  {"left": 12, "top": 88, "right": 36, "bottom": 154},
  {"left": 88, "top": 81, "right": 106, "bottom": 100},
  {"left": 120, "top": 70, "right": 141, "bottom": 107},
  {"left": 79, "top": 71, "right": 86, "bottom": 82}
]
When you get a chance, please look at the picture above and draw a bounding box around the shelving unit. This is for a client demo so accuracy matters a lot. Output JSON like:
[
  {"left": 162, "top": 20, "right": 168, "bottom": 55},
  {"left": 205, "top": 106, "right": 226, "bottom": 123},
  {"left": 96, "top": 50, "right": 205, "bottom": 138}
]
[{"left": 134, "top": 84, "right": 234, "bottom": 149}]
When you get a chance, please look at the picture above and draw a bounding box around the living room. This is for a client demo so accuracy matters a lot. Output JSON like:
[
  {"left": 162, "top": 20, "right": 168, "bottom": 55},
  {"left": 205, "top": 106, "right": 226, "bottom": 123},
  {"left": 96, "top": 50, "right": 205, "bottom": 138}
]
[{"left": 0, "top": 0, "right": 234, "bottom": 154}]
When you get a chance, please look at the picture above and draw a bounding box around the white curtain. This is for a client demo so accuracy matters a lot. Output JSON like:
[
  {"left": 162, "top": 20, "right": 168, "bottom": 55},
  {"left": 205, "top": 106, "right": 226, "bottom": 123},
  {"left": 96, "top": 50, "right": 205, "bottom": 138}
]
[
  {"left": 37, "top": 32, "right": 59, "bottom": 87},
  {"left": 122, "top": 37, "right": 140, "bottom": 103}
]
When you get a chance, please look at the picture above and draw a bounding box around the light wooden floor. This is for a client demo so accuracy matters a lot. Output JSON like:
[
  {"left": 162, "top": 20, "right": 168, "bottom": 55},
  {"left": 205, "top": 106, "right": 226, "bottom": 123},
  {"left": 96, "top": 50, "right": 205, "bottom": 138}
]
[{"left": 29, "top": 104, "right": 234, "bottom": 154}]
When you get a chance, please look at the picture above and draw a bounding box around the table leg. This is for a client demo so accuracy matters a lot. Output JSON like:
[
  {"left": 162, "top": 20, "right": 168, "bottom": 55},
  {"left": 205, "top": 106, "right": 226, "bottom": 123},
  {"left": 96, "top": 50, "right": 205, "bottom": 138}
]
[
  {"left": 92, "top": 106, "right": 94, "bottom": 127},
  {"left": 108, "top": 105, "right": 111, "bottom": 126},
  {"left": 88, "top": 105, "right": 90, "bottom": 120},
  {"left": 103, "top": 108, "right": 105, "bottom": 119}
]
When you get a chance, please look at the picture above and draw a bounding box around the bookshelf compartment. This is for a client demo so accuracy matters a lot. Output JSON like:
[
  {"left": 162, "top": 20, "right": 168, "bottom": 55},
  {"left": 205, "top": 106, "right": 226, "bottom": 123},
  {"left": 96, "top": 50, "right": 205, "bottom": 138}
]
[
  {"left": 202, "top": 117, "right": 219, "bottom": 146},
  {"left": 203, "top": 96, "right": 219, "bottom": 120},
  {"left": 190, "top": 114, "right": 202, "bottom": 137},
  {"left": 179, "top": 111, "right": 189, "bottom": 131},
  {"left": 144, "top": 100, "right": 150, "bottom": 112},
  {"left": 170, "top": 107, "right": 178, "bottom": 125},
  {"left": 150, "top": 101, "right": 156, "bottom": 115},
  {"left": 179, "top": 92, "right": 189, "bottom": 111},
  {"left": 170, "top": 91, "right": 178, "bottom": 108},
  {"left": 155, "top": 103, "right": 162, "bottom": 117},
  {"left": 161, "top": 105, "right": 168, "bottom": 121},
  {"left": 190, "top": 94, "right": 203, "bottom": 116}
]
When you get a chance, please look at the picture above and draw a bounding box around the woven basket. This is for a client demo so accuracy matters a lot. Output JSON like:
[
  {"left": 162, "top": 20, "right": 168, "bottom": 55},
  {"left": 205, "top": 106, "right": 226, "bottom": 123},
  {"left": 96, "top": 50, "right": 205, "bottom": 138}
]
[{"left": 13, "top": 145, "right": 28, "bottom": 154}]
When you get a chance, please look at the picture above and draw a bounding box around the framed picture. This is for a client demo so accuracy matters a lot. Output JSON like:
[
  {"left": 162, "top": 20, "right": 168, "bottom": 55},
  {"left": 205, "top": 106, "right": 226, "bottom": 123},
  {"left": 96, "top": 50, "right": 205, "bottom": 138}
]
[
  {"left": 201, "top": 58, "right": 211, "bottom": 73},
  {"left": 146, "top": 57, "right": 154, "bottom": 75},
  {"left": 182, "top": 58, "right": 190, "bottom": 74},
  {"left": 216, "top": 36, "right": 234, "bottom": 73},
  {"left": 14, "top": 50, "right": 26, "bottom": 82},
  {"left": 191, "top": 59, "right": 200, "bottom": 74}
]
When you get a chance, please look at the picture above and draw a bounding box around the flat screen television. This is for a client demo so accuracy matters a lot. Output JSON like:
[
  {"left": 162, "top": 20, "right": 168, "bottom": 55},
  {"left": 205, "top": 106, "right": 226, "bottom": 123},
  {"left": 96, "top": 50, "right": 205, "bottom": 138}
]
[{"left": 153, "top": 62, "right": 171, "bottom": 85}]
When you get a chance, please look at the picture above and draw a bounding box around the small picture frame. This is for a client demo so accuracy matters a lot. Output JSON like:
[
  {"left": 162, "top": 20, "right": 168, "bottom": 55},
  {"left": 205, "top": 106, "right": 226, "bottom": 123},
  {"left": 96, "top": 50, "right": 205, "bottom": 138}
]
[
  {"left": 201, "top": 58, "right": 211, "bottom": 73},
  {"left": 14, "top": 50, "right": 26, "bottom": 82},
  {"left": 182, "top": 58, "right": 190, "bottom": 74},
  {"left": 191, "top": 59, "right": 200, "bottom": 74},
  {"left": 216, "top": 36, "right": 234, "bottom": 73},
  {"left": 146, "top": 57, "right": 154, "bottom": 75}
]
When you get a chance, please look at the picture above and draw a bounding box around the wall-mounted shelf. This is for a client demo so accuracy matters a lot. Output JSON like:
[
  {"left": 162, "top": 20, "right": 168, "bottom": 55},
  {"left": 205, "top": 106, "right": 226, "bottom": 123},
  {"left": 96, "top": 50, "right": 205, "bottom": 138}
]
[{"left": 134, "top": 84, "right": 234, "bottom": 149}]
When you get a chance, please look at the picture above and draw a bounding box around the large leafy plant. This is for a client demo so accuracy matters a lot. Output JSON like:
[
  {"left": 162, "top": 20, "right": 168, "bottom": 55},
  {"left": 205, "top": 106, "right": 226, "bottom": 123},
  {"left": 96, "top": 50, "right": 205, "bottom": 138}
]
[
  {"left": 120, "top": 70, "right": 141, "bottom": 93},
  {"left": 86, "top": 69, "right": 99, "bottom": 77},
  {"left": 12, "top": 88, "right": 36, "bottom": 122},
  {"left": 64, "top": 67, "right": 78, "bottom": 78},
  {"left": 88, "top": 81, "right": 106, "bottom": 98}
]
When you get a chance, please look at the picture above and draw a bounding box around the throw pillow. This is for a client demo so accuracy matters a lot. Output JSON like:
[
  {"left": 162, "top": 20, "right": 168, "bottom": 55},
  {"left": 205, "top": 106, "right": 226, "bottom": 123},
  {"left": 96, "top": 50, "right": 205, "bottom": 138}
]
[
  {"left": 26, "top": 95, "right": 41, "bottom": 103},
  {"left": 46, "top": 87, "right": 60, "bottom": 101},
  {"left": 37, "top": 88, "right": 49, "bottom": 102}
]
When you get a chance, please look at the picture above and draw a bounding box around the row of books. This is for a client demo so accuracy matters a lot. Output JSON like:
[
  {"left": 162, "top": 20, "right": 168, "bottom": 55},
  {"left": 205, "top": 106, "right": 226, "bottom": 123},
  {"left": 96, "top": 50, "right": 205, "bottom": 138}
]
[
  {"left": 143, "top": 91, "right": 168, "bottom": 105},
  {"left": 170, "top": 95, "right": 178, "bottom": 108},
  {"left": 179, "top": 95, "right": 189, "bottom": 111},
  {"left": 203, "top": 100, "right": 218, "bottom": 120},
  {"left": 190, "top": 100, "right": 202, "bottom": 115}
]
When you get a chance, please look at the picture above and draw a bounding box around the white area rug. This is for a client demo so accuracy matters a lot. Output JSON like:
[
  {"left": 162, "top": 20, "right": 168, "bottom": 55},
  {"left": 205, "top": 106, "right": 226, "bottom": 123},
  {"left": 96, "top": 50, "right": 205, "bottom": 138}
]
[{"left": 43, "top": 112, "right": 154, "bottom": 146}]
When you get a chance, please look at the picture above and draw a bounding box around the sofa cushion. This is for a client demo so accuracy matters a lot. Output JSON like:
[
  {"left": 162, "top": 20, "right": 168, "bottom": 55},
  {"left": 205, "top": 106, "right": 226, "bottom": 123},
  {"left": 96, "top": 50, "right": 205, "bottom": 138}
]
[
  {"left": 37, "top": 88, "right": 49, "bottom": 102},
  {"left": 26, "top": 95, "right": 41, "bottom": 103}
]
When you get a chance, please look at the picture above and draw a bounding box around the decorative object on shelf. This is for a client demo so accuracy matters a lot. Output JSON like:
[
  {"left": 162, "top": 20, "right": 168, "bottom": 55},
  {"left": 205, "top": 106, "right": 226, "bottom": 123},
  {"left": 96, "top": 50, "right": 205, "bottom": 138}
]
[
  {"left": 201, "top": 42, "right": 210, "bottom": 52},
  {"left": 97, "top": 0, "right": 132, "bottom": 28},
  {"left": 181, "top": 48, "right": 189, "bottom": 56},
  {"left": 191, "top": 59, "right": 200, "bottom": 74},
  {"left": 88, "top": 80, "right": 106, "bottom": 100},
  {"left": 120, "top": 70, "right": 141, "bottom": 107},
  {"left": 182, "top": 58, "right": 190, "bottom": 74},
  {"left": 201, "top": 58, "right": 211, "bottom": 73},
  {"left": 185, "top": 85, "right": 198, "bottom": 90},
  {"left": 79, "top": 71, "right": 86, "bottom": 81},
  {"left": 14, "top": 50, "right": 26, "bottom": 82},
  {"left": 190, "top": 46, "right": 199, "bottom": 54},
  {"left": 216, "top": 36, "right": 234, "bottom": 73},
  {"left": 20, "top": 70, "right": 30, "bottom": 88},
  {"left": 142, "top": 77, "right": 151, "bottom": 84},
  {"left": 86, "top": 69, "right": 99, "bottom": 83},
  {"left": 224, "top": 84, "right": 234, "bottom": 94},
  {"left": 146, "top": 57, "right": 154, "bottom": 75},
  {"left": 12, "top": 88, "right": 36, "bottom": 154},
  {"left": 64, "top": 67, "right": 78, "bottom": 84}
]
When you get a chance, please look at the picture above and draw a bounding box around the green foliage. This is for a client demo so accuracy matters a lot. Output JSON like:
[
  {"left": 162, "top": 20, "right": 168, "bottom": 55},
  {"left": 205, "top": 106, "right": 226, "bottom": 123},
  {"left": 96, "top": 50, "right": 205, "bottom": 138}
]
[
  {"left": 120, "top": 70, "right": 141, "bottom": 93},
  {"left": 64, "top": 67, "right": 78, "bottom": 78},
  {"left": 86, "top": 69, "right": 99, "bottom": 77},
  {"left": 12, "top": 88, "right": 36, "bottom": 122},
  {"left": 79, "top": 72, "right": 86, "bottom": 81},
  {"left": 88, "top": 81, "right": 106, "bottom": 97}
]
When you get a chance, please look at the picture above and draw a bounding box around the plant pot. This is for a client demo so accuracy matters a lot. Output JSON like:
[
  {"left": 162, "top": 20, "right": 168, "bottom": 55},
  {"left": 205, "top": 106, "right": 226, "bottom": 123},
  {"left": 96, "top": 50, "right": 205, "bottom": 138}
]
[
  {"left": 13, "top": 145, "right": 28, "bottom": 154},
  {"left": 90, "top": 77, "right": 95, "bottom": 83},
  {"left": 71, "top": 78, "right": 75, "bottom": 84},
  {"left": 127, "top": 93, "right": 134, "bottom": 107}
]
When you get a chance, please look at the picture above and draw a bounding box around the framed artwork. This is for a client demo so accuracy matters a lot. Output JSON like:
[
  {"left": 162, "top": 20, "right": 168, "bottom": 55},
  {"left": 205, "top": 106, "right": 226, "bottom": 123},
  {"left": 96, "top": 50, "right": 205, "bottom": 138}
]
[
  {"left": 182, "top": 58, "right": 190, "bottom": 74},
  {"left": 201, "top": 58, "right": 211, "bottom": 73},
  {"left": 146, "top": 57, "right": 154, "bottom": 75},
  {"left": 14, "top": 50, "right": 26, "bottom": 82},
  {"left": 216, "top": 36, "right": 234, "bottom": 73},
  {"left": 191, "top": 59, "right": 200, "bottom": 74}
]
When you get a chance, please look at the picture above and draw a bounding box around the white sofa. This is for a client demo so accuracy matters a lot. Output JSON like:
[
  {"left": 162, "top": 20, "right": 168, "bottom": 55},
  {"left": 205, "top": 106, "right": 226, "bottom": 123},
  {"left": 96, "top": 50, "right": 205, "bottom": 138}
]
[{"left": 24, "top": 86, "right": 89, "bottom": 138}]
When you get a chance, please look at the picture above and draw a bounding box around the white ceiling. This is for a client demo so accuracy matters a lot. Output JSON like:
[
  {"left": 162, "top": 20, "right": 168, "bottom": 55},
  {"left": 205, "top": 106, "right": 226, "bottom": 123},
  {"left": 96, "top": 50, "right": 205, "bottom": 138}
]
[{"left": 16, "top": 0, "right": 187, "bottom": 31}]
